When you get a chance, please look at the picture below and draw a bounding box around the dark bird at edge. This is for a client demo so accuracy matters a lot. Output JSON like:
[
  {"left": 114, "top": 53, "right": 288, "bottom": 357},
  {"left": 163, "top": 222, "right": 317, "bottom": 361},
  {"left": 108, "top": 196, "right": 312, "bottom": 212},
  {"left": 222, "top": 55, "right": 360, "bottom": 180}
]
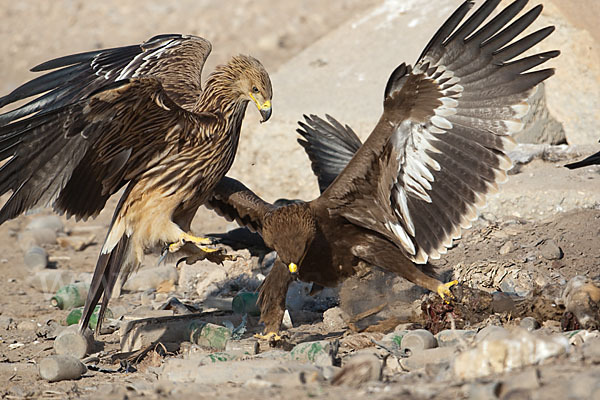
[
  {"left": 206, "top": 0, "right": 559, "bottom": 336},
  {"left": 565, "top": 147, "right": 600, "bottom": 169},
  {"left": 0, "top": 34, "right": 272, "bottom": 334}
]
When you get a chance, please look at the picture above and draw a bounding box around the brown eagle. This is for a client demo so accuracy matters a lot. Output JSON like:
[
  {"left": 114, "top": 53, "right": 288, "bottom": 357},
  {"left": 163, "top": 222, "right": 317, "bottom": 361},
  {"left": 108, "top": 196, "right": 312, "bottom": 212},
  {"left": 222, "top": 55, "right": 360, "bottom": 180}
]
[
  {"left": 0, "top": 34, "right": 272, "bottom": 333},
  {"left": 206, "top": 0, "right": 558, "bottom": 335}
]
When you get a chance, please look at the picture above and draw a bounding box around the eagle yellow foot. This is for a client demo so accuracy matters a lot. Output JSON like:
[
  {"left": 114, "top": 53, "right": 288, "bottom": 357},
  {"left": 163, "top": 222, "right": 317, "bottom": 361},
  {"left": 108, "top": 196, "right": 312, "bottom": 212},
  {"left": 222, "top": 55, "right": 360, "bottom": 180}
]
[
  {"left": 168, "top": 233, "right": 216, "bottom": 253},
  {"left": 254, "top": 332, "right": 282, "bottom": 342},
  {"left": 437, "top": 280, "right": 458, "bottom": 302}
]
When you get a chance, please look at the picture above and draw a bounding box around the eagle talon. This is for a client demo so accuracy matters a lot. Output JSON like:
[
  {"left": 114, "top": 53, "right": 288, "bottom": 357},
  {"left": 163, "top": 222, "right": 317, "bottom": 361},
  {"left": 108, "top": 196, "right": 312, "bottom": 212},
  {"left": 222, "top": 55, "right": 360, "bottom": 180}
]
[
  {"left": 437, "top": 280, "right": 458, "bottom": 303},
  {"left": 254, "top": 332, "right": 281, "bottom": 342}
]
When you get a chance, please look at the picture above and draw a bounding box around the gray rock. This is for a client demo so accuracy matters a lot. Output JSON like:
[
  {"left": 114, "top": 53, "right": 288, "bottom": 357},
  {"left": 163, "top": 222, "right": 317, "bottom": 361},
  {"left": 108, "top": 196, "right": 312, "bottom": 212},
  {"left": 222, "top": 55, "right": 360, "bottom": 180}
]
[
  {"left": 475, "top": 325, "right": 509, "bottom": 343},
  {"left": 16, "top": 320, "right": 37, "bottom": 331},
  {"left": 332, "top": 353, "right": 382, "bottom": 387},
  {"left": 519, "top": 317, "right": 541, "bottom": 332},
  {"left": 562, "top": 275, "right": 600, "bottom": 329},
  {"left": 512, "top": 83, "right": 565, "bottom": 145},
  {"left": 322, "top": 306, "right": 348, "bottom": 331},
  {"left": 499, "top": 241, "right": 513, "bottom": 255},
  {"left": 38, "top": 355, "right": 87, "bottom": 382},
  {"left": 539, "top": 239, "right": 563, "bottom": 260}
]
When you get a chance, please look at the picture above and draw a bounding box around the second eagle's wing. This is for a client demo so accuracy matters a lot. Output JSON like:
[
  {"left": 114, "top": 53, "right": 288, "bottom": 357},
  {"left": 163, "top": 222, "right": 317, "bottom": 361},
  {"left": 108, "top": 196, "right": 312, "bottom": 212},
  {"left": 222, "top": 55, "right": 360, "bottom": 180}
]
[
  {"left": 322, "top": 0, "right": 558, "bottom": 264},
  {"left": 206, "top": 177, "right": 277, "bottom": 235}
]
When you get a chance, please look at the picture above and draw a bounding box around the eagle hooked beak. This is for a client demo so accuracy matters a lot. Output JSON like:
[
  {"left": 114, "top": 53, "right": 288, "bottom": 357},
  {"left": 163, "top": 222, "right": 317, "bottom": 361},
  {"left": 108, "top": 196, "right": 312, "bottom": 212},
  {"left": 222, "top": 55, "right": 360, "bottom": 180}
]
[{"left": 250, "top": 93, "right": 272, "bottom": 123}]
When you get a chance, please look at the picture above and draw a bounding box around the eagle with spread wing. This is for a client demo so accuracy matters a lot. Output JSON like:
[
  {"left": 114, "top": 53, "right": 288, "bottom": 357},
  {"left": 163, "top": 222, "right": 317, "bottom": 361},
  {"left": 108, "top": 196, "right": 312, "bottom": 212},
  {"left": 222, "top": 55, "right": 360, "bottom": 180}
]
[
  {"left": 0, "top": 34, "right": 272, "bottom": 333},
  {"left": 206, "top": 0, "right": 558, "bottom": 335}
]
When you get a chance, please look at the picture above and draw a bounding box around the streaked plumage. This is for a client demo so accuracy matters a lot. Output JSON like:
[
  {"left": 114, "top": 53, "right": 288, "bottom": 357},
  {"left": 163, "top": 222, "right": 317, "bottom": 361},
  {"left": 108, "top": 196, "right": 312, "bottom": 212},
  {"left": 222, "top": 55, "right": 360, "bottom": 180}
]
[
  {"left": 0, "top": 34, "right": 272, "bottom": 333},
  {"left": 207, "top": 0, "right": 558, "bottom": 333}
]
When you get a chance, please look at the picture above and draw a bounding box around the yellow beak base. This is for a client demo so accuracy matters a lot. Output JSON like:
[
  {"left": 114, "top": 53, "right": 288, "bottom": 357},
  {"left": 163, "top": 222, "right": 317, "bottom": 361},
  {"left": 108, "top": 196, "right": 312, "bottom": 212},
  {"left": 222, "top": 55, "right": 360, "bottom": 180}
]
[{"left": 288, "top": 262, "right": 298, "bottom": 274}]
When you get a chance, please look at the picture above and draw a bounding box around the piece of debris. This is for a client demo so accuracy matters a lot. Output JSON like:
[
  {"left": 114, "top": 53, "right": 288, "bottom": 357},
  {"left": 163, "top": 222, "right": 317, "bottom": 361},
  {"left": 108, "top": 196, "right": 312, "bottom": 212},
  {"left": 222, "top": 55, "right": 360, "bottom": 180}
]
[
  {"left": 53, "top": 325, "right": 94, "bottom": 359},
  {"left": 51, "top": 282, "right": 90, "bottom": 310},
  {"left": 39, "top": 355, "right": 87, "bottom": 382}
]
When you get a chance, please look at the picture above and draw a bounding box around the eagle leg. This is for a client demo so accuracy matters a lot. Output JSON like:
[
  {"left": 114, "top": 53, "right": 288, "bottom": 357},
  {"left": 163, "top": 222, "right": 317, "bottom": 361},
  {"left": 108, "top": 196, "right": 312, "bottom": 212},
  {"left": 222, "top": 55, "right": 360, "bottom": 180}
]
[{"left": 437, "top": 280, "right": 458, "bottom": 303}]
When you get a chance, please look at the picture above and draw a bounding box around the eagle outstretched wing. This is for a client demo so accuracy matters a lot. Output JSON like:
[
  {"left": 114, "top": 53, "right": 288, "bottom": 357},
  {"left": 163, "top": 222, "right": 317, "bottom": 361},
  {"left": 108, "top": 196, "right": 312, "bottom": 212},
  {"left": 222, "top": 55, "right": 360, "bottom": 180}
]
[
  {"left": 206, "top": 177, "right": 278, "bottom": 235},
  {"left": 0, "top": 34, "right": 211, "bottom": 125},
  {"left": 0, "top": 76, "right": 218, "bottom": 224},
  {"left": 312, "top": 0, "right": 558, "bottom": 264}
]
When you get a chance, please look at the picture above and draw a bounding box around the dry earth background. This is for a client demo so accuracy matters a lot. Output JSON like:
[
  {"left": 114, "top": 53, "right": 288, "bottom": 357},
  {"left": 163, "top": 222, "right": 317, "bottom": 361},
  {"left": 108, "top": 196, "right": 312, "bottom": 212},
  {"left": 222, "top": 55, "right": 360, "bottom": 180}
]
[{"left": 0, "top": 0, "right": 599, "bottom": 399}]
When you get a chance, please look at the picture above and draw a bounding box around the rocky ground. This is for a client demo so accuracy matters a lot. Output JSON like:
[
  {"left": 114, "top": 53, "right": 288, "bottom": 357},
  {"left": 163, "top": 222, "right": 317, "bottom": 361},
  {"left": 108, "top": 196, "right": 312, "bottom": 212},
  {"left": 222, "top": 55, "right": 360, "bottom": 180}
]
[{"left": 1, "top": 1, "right": 600, "bottom": 399}]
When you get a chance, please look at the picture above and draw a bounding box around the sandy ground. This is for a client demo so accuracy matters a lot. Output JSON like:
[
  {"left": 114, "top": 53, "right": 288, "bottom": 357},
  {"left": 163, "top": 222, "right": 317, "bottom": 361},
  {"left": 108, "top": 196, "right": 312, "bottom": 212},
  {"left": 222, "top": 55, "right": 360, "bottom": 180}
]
[{"left": 0, "top": 1, "right": 600, "bottom": 399}]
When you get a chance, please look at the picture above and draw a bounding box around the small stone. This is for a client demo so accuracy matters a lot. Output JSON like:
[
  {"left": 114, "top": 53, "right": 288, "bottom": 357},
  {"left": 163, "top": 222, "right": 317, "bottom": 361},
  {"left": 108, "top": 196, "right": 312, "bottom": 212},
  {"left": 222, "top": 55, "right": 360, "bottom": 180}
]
[
  {"left": 499, "top": 241, "right": 513, "bottom": 255},
  {"left": 401, "top": 329, "right": 437, "bottom": 354},
  {"left": 519, "top": 317, "right": 540, "bottom": 331},
  {"left": 53, "top": 325, "right": 93, "bottom": 359},
  {"left": 16, "top": 320, "right": 37, "bottom": 331},
  {"left": 539, "top": 239, "right": 563, "bottom": 260},
  {"left": 331, "top": 353, "right": 382, "bottom": 387},
  {"left": 323, "top": 307, "right": 348, "bottom": 331},
  {"left": 38, "top": 355, "right": 87, "bottom": 382}
]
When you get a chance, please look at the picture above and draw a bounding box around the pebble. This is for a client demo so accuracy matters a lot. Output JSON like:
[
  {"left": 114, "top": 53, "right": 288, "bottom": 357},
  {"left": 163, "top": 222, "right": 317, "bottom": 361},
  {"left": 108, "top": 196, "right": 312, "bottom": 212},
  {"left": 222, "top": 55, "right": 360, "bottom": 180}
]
[
  {"left": 322, "top": 306, "right": 348, "bottom": 331},
  {"left": 23, "top": 246, "right": 48, "bottom": 270},
  {"left": 539, "top": 239, "right": 563, "bottom": 260},
  {"left": 16, "top": 320, "right": 37, "bottom": 331},
  {"left": 499, "top": 241, "right": 513, "bottom": 255},
  {"left": 562, "top": 275, "right": 600, "bottom": 329},
  {"left": 53, "top": 325, "right": 94, "bottom": 359},
  {"left": 400, "top": 329, "right": 437, "bottom": 354},
  {"left": 519, "top": 317, "right": 541, "bottom": 331},
  {"left": 38, "top": 355, "right": 87, "bottom": 382},
  {"left": 331, "top": 353, "right": 382, "bottom": 387},
  {"left": 435, "top": 329, "right": 477, "bottom": 348}
]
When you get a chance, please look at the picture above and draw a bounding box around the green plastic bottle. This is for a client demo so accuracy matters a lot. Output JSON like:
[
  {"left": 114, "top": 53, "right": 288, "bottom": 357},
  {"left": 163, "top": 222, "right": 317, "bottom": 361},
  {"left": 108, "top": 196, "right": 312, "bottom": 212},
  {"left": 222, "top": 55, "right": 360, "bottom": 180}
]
[
  {"left": 51, "top": 282, "right": 90, "bottom": 310},
  {"left": 231, "top": 292, "right": 261, "bottom": 316},
  {"left": 66, "top": 305, "right": 113, "bottom": 331}
]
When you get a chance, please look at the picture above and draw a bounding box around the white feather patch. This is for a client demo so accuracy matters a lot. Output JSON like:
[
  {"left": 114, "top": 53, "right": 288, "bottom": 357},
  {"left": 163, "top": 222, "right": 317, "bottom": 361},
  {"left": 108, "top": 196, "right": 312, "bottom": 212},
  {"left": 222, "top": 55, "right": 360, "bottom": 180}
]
[
  {"left": 431, "top": 115, "right": 453, "bottom": 130},
  {"left": 387, "top": 221, "right": 416, "bottom": 255}
]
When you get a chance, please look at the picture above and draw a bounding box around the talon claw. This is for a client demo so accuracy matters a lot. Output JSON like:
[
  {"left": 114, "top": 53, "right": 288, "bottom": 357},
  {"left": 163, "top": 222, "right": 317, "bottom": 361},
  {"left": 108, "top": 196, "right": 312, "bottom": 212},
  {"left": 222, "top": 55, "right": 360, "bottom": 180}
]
[{"left": 437, "top": 280, "right": 458, "bottom": 303}]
